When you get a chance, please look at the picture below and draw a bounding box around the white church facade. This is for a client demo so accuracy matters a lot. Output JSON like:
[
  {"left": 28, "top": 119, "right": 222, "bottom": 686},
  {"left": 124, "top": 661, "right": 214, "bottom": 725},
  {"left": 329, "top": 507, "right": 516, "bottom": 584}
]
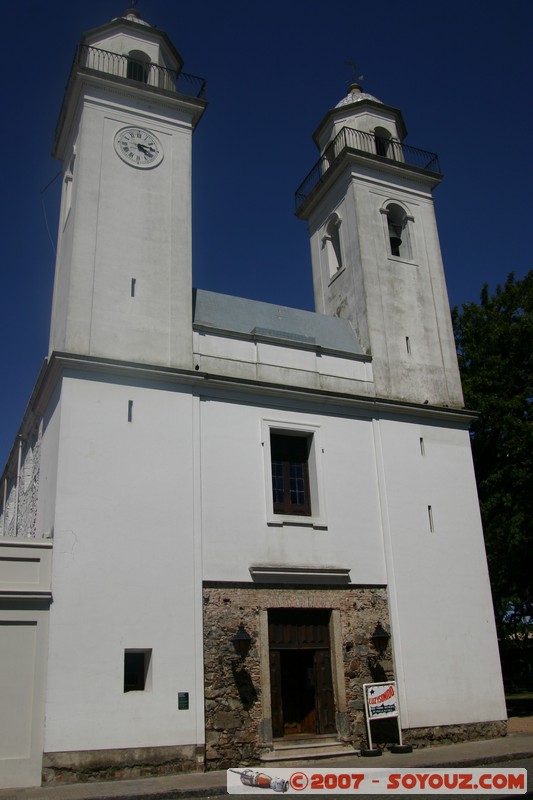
[{"left": 0, "top": 9, "right": 506, "bottom": 789}]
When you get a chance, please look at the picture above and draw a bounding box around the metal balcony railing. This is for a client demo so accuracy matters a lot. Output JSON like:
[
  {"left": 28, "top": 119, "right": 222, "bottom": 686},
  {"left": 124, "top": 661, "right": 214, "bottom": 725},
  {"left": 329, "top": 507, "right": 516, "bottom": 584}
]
[
  {"left": 295, "top": 127, "right": 440, "bottom": 210},
  {"left": 76, "top": 43, "right": 207, "bottom": 99}
]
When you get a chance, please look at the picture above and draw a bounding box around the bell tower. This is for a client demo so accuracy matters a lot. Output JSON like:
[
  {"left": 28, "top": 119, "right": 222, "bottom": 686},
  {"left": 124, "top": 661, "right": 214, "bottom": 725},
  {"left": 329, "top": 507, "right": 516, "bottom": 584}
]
[
  {"left": 296, "top": 84, "right": 463, "bottom": 407},
  {"left": 49, "top": 8, "right": 206, "bottom": 369}
]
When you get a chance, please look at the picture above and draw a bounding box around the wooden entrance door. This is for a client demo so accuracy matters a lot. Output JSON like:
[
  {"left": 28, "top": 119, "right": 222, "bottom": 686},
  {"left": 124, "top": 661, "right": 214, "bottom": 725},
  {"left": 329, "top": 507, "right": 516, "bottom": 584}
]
[
  {"left": 314, "top": 648, "right": 336, "bottom": 734},
  {"left": 269, "top": 650, "right": 284, "bottom": 738},
  {"left": 268, "top": 610, "right": 336, "bottom": 738}
]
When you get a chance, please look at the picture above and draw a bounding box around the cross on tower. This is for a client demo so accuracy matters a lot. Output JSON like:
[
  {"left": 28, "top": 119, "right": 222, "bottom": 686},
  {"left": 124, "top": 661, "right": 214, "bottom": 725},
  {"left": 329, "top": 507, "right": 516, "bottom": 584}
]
[{"left": 345, "top": 59, "right": 364, "bottom": 85}]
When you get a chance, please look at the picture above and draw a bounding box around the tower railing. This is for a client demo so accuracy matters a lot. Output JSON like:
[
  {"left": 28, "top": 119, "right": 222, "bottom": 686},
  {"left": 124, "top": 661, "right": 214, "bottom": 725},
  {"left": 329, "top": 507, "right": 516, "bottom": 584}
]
[
  {"left": 75, "top": 44, "right": 207, "bottom": 99},
  {"left": 295, "top": 127, "right": 440, "bottom": 210}
]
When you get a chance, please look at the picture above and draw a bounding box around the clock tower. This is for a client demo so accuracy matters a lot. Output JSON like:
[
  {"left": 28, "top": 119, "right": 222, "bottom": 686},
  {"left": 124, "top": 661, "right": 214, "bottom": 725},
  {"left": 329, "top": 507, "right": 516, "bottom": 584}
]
[
  {"left": 296, "top": 83, "right": 463, "bottom": 407},
  {"left": 50, "top": 8, "right": 206, "bottom": 369}
]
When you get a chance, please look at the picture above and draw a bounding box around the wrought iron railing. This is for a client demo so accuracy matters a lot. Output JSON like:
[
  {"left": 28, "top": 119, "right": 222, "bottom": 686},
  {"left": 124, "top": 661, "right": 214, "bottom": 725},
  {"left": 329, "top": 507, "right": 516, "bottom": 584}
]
[
  {"left": 75, "top": 44, "right": 207, "bottom": 98},
  {"left": 295, "top": 127, "right": 440, "bottom": 209}
]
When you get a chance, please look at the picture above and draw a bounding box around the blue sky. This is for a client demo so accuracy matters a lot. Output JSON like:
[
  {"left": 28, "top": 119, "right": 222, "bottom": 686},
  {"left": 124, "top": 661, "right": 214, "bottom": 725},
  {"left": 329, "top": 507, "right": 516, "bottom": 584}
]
[{"left": 1, "top": 0, "right": 532, "bottom": 467}]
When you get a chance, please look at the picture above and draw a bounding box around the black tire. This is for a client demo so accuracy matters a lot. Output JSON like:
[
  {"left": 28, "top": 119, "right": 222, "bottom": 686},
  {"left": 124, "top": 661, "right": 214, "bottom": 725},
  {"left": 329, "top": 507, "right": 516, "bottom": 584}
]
[
  {"left": 390, "top": 744, "right": 413, "bottom": 754},
  {"left": 360, "top": 747, "right": 382, "bottom": 757}
]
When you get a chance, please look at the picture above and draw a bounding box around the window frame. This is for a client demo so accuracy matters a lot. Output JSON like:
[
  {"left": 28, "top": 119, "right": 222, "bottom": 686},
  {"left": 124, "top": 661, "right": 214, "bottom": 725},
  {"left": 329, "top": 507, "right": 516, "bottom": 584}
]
[{"left": 262, "top": 419, "right": 327, "bottom": 528}]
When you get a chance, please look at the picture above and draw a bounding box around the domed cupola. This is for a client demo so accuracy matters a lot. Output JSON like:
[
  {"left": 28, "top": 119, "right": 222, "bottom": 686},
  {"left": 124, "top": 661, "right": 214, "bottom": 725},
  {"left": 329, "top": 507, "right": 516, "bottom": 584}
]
[
  {"left": 80, "top": 7, "right": 185, "bottom": 86},
  {"left": 114, "top": 7, "right": 152, "bottom": 26},
  {"left": 312, "top": 82, "right": 407, "bottom": 156},
  {"left": 335, "top": 81, "right": 383, "bottom": 108}
]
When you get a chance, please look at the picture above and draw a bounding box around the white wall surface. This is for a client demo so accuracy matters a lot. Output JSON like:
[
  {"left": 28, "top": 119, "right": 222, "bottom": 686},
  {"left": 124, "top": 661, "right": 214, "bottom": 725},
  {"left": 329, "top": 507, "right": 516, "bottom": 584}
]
[
  {"left": 375, "top": 416, "right": 506, "bottom": 727},
  {"left": 44, "top": 374, "right": 203, "bottom": 752},
  {"left": 199, "top": 393, "right": 387, "bottom": 584},
  {"left": 193, "top": 332, "right": 375, "bottom": 395}
]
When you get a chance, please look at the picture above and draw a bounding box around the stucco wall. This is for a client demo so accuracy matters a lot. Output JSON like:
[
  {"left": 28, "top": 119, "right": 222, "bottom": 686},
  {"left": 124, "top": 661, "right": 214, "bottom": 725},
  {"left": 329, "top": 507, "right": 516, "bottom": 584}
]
[
  {"left": 43, "top": 373, "right": 203, "bottom": 754},
  {"left": 376, "top": 416, "right": 507, "bottom": 728},
  {"left": 199, "top": 393, "right": 387, "bottom": 585},
  {"left": 192, "top": 331, "right": 375, "bottom": 396}
]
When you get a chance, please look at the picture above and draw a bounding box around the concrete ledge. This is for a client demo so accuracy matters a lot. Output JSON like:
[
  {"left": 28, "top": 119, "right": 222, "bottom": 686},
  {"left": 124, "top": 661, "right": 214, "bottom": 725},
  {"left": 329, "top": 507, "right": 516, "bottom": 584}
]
[
  {"left": 42, "top": 745, "right": 204, "bottom": 785},
  {"left": 403, "top": 720, "right": 507, "bottom": 748}
]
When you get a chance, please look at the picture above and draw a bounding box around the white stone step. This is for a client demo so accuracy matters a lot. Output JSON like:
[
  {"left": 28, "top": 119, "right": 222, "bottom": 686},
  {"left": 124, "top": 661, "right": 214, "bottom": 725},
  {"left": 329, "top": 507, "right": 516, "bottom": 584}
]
[{"left": 260, "top": 740, "right": 358, "bottom": 762}]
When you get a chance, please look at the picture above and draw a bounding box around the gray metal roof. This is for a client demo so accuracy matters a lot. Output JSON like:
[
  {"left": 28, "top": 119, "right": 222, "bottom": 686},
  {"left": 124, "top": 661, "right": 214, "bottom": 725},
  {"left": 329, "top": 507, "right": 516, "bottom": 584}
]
[{"left": 193, "top": 289, "right": 364, "bottom": 357}]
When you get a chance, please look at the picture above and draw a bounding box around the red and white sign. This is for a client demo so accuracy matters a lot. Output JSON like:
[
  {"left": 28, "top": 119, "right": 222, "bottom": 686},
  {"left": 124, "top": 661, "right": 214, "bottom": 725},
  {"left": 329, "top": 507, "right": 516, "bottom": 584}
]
[{"left": 364, "top": 682, "right": 399, "bottom": 720}]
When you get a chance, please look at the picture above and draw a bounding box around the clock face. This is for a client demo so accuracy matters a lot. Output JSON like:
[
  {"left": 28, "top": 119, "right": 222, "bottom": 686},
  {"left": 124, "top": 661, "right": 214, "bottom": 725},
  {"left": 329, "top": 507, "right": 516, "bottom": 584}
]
[{"left": 114, "top": 127, "right": 163, "bottom": 168}]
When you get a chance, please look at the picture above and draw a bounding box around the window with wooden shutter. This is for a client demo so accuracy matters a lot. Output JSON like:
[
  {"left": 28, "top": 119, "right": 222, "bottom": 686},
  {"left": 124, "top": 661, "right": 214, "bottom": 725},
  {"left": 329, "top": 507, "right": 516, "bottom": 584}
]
[{"left": 271, "top": 433, "right": 312, "bottom": 516}]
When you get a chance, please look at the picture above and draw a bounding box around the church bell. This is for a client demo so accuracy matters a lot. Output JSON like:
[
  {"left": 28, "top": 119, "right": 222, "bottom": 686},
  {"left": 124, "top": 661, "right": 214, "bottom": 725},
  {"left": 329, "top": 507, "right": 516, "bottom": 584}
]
[{"left": 388, "top": 221, "right": 403, "bottom": 254}]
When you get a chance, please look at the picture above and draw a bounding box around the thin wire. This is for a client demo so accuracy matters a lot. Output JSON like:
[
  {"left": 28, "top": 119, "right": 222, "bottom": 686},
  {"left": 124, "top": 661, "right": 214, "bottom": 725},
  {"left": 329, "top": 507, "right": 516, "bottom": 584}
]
[
  {"left": 40, "top": 170, "right": 61, "bottom": 196},
  {"left": 40, "top": 170, "right": 62, "bottom": 256}
]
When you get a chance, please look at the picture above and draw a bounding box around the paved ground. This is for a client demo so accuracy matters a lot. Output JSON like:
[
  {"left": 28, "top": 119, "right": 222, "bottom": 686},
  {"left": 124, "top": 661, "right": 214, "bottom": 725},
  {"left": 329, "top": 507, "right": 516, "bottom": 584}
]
[
  {"left": 509, "top": 715, "right": 533, "bottom": 734},
  {"left": 1, "top": 730, "right": 531, "bottom": 800}
]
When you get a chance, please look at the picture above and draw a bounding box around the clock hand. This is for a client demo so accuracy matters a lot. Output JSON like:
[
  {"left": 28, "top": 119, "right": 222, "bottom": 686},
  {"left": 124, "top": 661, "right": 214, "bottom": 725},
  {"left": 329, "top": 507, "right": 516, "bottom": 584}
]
[{"left": 137, "top": 143, "right": 155, "bottom": 155}]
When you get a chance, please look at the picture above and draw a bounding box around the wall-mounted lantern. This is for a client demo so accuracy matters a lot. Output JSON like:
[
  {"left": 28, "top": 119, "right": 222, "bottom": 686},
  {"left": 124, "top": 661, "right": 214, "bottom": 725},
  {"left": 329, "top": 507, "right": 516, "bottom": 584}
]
[
  {"left": 232, "top": 624, "right": 252, "bottom": 658},
  {"left": 370, "top": 622, "right": 390, "bottom": 656}
]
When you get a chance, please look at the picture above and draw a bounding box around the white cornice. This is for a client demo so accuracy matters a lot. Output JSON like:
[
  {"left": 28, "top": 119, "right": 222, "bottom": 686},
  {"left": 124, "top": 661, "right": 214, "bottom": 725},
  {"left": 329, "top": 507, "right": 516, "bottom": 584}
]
[
  {"left": 249, "top": 565, "right": 352, "bottom": 584},
  {"left": 38, "top": 352, "right": 475, "bottom": 421}
]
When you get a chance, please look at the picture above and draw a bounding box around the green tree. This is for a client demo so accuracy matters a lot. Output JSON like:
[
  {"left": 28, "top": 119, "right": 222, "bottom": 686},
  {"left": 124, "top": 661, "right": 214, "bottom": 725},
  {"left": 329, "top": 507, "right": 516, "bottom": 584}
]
[{"left": 452, "top": 271, "right": 533, "bottom": 688}]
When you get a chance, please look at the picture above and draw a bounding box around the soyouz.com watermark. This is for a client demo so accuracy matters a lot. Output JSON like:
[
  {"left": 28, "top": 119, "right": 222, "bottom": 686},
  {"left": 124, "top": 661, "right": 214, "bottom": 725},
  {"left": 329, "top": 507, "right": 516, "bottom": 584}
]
[{"left": 227, "top": 767, "right": 527, "bottom": 794}]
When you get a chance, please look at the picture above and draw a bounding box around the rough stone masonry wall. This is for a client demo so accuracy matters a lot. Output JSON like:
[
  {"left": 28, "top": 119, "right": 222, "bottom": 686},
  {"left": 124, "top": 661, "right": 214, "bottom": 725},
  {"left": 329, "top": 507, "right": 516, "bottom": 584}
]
[
  {"left": 1, "top": 422, "right": 41, "bottom": 539},
  {"left": 203, "top": 584, "right": 393, "bottom": 770}
]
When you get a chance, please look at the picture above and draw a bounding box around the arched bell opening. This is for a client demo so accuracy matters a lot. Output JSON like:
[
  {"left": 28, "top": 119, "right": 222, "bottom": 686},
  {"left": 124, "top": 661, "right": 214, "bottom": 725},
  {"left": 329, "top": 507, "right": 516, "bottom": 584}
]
[
  {"left": 384, "top": 203, "right": 412, "bottom": 260},
  {"left": 322, "top": 213, "right": 343, "bottom": 278},
  {"left": 374, "top": 126, "right": 392, "bottom": 158},
  {"left": 127, "top": 50, "right": 151, "bottom": 83}
]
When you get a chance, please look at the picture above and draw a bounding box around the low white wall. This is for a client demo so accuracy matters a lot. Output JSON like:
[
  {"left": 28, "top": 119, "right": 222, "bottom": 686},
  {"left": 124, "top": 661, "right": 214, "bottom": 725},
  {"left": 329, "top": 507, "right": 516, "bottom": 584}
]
[{"left": 0, "top": 538, "right": 52, "bottom": 788}]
